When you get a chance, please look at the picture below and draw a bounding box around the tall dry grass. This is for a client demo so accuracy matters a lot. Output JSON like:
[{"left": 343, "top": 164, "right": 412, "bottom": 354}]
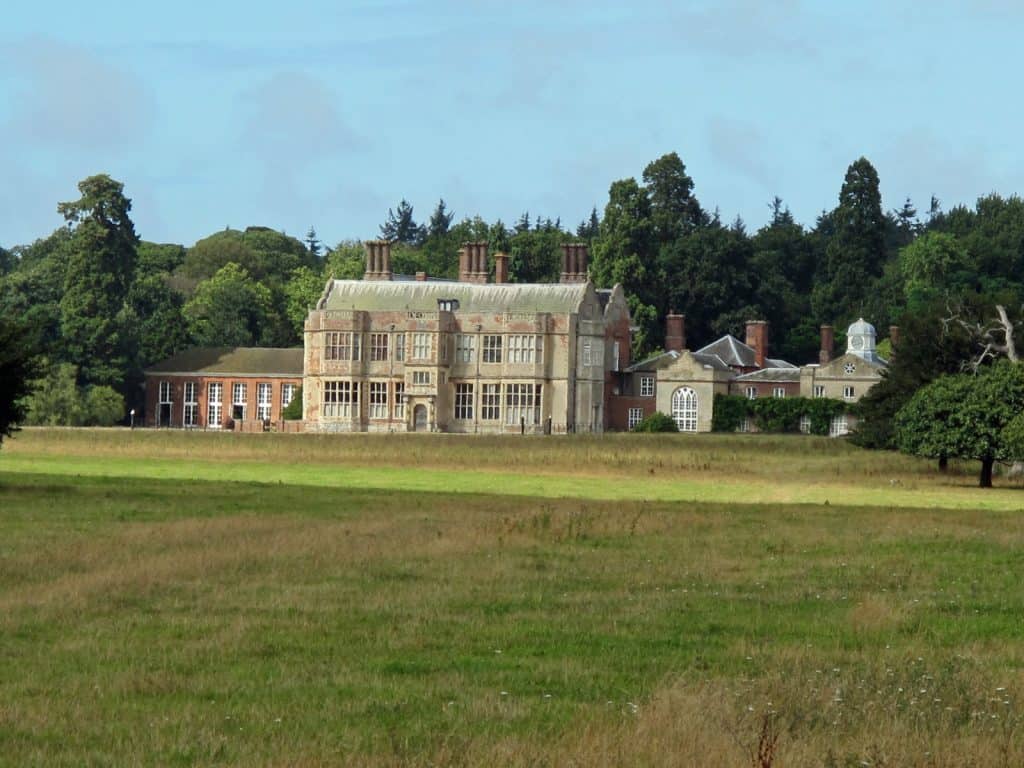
[{"left": 7, "top": 427, "right": 980, "bottom": 485}]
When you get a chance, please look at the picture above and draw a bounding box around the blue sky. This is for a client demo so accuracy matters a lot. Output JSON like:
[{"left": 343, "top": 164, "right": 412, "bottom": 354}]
[{"left": 1, "top": 1, "right": 1022, "bottom": 249}]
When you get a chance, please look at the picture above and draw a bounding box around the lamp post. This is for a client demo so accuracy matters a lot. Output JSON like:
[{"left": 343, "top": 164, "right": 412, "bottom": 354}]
[{"left": 129, "top": 408, "right": 136, "bottom": 430}]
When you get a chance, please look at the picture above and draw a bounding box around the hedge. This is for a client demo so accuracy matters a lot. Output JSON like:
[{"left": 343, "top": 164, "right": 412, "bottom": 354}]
[{"left": 711, "top": 394, "right": 849, "bottom": 436}]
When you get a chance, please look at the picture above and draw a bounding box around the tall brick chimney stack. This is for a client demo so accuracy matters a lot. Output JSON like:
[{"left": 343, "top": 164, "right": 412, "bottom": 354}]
[
  {"left": 364, "top": 240, "right": 393, "bottom": 281},
  {"left": 560, "top": 243, "right": 589, "bottom": 283},
  {"left": 819, "top": 325, "right": 834, "bottom": 365},
  {"left": 474, "top": 242, "right": 488, "bottom": 283},
  {"left": 493, "top": 252, "right": 509, "bottom": 284},
  {"left": 889, "top": 325, "right": 900, "bottom": 349},
  {"left": 665, "top": 313, "right": 686, "bottom": 353},
  {"left": 745, "top": 320, "right": 769, "bottom": 369},
  {"left": 461, "top": 242, "right": 488, "bottom": 283}
]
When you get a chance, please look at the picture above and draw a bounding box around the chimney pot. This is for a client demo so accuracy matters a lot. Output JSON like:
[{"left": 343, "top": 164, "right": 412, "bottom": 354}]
[
  {"left": 494, "top": 252, "right": 509, "bottom": 284},
  {"left": 819, "top": 325, "right": 834, "bottom": 365},
  {"left": 666, "top": 313, "right": 686, "bottom": 353},
  {"left": 745, "top": 320, "right": 769, "bottom": 369}
]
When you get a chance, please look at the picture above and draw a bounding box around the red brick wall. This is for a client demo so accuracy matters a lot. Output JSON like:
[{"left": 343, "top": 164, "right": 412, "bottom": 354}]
[
  {"left": 607, "top": 395, "right": 655, "bottom": 431},
  {"left": 144, "top": 375, "right": 302, "bottom": 428}
]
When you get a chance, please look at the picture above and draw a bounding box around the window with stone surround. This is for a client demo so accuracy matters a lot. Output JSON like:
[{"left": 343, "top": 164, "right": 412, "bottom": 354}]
[
  {"left": 454, "top": 383, "right": 474, "bottom": 420},
  {"left": 325, "top": 332, "right": 361, "bottom": 361},
  {"left": 412, "top": 333, "right": 431, "bottom": 360},
  {"left": 505, "top": 383, "right": 541, "bottom": 425},
  {"left": 369, "top": 381, "right": 388, "bottom": 419},
  {"left": 323, "top": 380, "right": 359, "bottom": 418},
  {"left": 482, "top": 335, "right": 502, "bottom": 363},
  {"left": 370, "top": 333, "right": 389, "bottom": 361},
  {"left": 393, "top": 382, "right": 405, "bottom": 419},
  {"left": 508, "top": 335, "right": 541, "bottom": 364},
  {"left": 481, "top": 384, "right": 500, "bottom": 420},
  {"left": 456, "top": 334, "right": 475, "bottom": 363}
]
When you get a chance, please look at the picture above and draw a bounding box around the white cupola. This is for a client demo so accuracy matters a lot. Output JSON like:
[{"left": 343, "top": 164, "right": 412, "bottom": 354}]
[{"left": 846, "top": 317, "right": 880, "bottom": 362}]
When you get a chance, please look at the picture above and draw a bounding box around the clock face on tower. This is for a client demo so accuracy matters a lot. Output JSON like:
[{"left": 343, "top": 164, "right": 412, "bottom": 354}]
[{"left": 850, "top": 335, "right": 864, "bottom": 350}]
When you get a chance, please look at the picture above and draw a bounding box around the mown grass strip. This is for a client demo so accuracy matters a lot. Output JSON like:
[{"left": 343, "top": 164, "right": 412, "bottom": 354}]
[{"left": 3, "top": 451, "right": 1023, "bottom": 512}]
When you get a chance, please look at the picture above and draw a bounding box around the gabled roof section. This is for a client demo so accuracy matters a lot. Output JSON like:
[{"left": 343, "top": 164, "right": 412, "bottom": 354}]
[
  {"left": 145, "top": 347, "right": 304, "bottom": 377},
  {"left": 695, "top": 334, "right": 757, "bottom": 368},
  {"left": 765, "top": 358, "right": 798, "bottom": 369},
  {"left": 734, "top": 367, "right": 802, "bottom": 382},
  {"left": 626, "top": 349, "right": 732, "bottom": 373},
  {"left": 318, "top": 279, "right": 593, "bottom": 314}
]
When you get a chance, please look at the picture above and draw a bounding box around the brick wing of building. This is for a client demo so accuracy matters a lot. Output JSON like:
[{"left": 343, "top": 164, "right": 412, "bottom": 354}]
[
  {"left": 302, "top": 241, "right": 631, "bottom": 433},
  {"left": 144, "top": 347, "right": 303, "bottom": 430},
  {"left": 608, "top": 315, "right": 889, "bottom": 434}
]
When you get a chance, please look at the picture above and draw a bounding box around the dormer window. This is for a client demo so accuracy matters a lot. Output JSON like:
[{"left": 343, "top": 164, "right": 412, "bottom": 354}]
[{"left": 438, "top": 299, "right": 459, "bottom": 313}]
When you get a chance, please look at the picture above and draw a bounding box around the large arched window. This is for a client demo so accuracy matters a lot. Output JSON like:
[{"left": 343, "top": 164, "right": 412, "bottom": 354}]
[{"left": 671, "top": 387, "right": 698, "bottom": 432}]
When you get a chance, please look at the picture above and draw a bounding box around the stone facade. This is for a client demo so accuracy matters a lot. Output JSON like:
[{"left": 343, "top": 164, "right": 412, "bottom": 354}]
[{"left": 302, "top": 242, "right": 630, "bottom": 434}]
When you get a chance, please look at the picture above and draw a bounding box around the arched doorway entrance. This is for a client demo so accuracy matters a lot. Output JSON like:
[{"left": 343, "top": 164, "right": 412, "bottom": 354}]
[
  {"left": 671, "top": 387, "right": 698, "bottom": 432},
  {"left": 413, "top": 404, "right": 428, "bottom": 432}
]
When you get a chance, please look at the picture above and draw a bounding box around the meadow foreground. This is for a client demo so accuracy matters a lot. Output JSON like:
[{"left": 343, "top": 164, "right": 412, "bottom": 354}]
[{"left": 1, "top": 430, "right": 1023, "bottom": 766}]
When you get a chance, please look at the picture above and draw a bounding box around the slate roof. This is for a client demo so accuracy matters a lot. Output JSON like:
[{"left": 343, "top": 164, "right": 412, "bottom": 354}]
[
  {"left": 626, "top": 349, "right": 733, "bottom": 373},
  {"left": 145, "top": 347, "right": 304, "bottom": 377},
  {"left": 695, "top": 335, "right": 757, "bottom": 368},
  {"left": 734, "top": 367, "right": 802, "bottom": 382},
  {"left": 319, "top": 279, "right": 590, "bottom": 314}
]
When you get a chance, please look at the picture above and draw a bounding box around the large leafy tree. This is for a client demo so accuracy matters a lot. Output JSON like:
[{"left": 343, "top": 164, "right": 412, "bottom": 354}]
[
  {"left": 899, "top": 232, "right": 974, "bottom": 309},
  {"left": 660, "top": 222, "right": 755, "bottom": 345},
  {"left": 895, "top": 360, "right": 1024, "bottom": 487},
  {"left": 812, "top": 157, "right": 887, "bottom": 322},
  {"left": 591, "top": 178, "right": 657, "bottom": 352},
  {"left": 749, "top": 200, "right": 818, "bottom": 361},
  {"left": 183, "top": 227, "right": 312, "bottom": 283},
  {"left": 0, "top": 317, "right": 38, "bottom": 446},
  {"left": 642, "top": 152, "right": 703, "bottom": 245},
  {"left": 852, "top": 296, "right": 980, "bottom": 450},
  {"left": 283, "top": 266, "right": 326, "bottom": 337},
  {"left": 57, "top": 174, "right": 139, "bottom": 387},
  {"left": 125, "top": 274, "right": 190, "bottom": 368},
  {"left": 183, "top": 263, "right": 273, "bottom": 347}
]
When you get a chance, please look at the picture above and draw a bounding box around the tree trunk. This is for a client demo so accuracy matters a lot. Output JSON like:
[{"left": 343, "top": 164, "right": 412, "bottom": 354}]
[
  {"left": 980, "top": 457, "right": 994, "bottom": 488},
  {"left": 938, "top": 455, "right": 948, "bottom": 473}
]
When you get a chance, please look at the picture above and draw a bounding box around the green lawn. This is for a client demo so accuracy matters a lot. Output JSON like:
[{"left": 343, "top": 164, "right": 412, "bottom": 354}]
[{"left": 1, "top": 430, "right": 1023, "bottom": 766}]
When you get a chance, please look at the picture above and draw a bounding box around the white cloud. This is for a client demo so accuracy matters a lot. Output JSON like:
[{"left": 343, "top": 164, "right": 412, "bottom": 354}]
[{"left": 3, "top": 38, "right": 153, "bottom": 150}]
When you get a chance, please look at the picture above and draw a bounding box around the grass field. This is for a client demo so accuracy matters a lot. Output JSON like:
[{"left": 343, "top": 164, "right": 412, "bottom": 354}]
[{"left": 2, "top": 429, "right": 1024, "bottom": 766}]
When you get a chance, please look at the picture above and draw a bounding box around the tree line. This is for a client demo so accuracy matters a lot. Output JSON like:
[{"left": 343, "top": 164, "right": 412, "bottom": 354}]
[{"left": 3, "top": 154, "right": 1024, "bottom": 439}]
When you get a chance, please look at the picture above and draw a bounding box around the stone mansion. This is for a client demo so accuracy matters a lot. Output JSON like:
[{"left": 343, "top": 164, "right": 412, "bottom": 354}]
[{"left": 144, "top": 240, "right": 889, "bottom": 433}]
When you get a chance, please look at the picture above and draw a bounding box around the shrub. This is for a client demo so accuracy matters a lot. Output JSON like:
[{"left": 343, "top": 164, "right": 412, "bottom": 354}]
[
  {"left": 633, "top": 412, "right": 678, "bottom": 433},
  {"left": 282, "top": 387, "right": 303, "bottom": 420},
  {"left": 83, "top": 386, "right": 125, "bottom": 426}
]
